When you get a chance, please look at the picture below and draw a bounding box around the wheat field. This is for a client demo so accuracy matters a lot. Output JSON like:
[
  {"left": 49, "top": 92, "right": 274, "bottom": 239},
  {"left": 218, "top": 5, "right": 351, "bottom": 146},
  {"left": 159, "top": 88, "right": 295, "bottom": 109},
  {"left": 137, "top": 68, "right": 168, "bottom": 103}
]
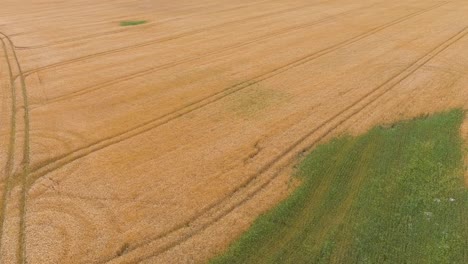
[{"left": 0, "top": 0, "right": 467, "bottom": 263}]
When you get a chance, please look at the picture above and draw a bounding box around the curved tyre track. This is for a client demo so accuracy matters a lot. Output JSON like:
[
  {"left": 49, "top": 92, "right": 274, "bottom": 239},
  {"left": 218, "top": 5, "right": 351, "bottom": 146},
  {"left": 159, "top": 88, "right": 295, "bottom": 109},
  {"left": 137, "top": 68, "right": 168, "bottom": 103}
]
[
  {"left": 19, "top": 1, "right": 446, "bottom": 195},
  {"left": 29, "top": 193, "right": 122, "bottom": 263},
  {"left": 101, "top": 25, "right": 468, "bottom": 264},
  {"left": 0, "top": 32, "right": 31, "bottom": 264},
  {"left": 0, "top": 36, "right": 18, "bottom": 260}
]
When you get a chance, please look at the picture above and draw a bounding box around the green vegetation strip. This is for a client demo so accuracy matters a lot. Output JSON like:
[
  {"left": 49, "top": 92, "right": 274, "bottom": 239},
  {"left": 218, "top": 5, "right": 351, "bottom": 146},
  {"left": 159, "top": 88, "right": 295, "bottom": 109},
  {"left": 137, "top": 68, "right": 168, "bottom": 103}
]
[
  {"left": 212, "top": 109, "right": 468, "bottom": 264},
  {"left": 120, "top": 20, "right": 147, "bottom": 27}
]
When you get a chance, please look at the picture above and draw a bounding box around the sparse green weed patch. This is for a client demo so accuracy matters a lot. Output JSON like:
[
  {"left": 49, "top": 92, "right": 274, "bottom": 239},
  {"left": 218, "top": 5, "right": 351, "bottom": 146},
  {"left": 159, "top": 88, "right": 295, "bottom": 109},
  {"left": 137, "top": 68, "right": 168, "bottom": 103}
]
[{"left": 120, "top": 20, "right": 147, "bottom": 27}]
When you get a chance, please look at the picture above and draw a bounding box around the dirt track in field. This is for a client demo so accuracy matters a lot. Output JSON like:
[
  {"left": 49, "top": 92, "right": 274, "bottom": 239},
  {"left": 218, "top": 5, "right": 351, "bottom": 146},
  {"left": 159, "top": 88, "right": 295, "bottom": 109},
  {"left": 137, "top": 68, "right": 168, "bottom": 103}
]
[{"left": 0, "top": 0, "right": 467, "bottom": 263}]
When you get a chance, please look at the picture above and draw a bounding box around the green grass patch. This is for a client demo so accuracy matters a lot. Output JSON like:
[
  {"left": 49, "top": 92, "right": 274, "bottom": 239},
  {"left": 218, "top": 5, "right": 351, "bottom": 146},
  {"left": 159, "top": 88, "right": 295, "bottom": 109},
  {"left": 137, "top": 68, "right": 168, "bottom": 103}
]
[
  {"left": 119, "top": 20, "right": 147, "bottom": 27},
  {"left": 211, "top": 109, "right": 468, "bottom": 264}
]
